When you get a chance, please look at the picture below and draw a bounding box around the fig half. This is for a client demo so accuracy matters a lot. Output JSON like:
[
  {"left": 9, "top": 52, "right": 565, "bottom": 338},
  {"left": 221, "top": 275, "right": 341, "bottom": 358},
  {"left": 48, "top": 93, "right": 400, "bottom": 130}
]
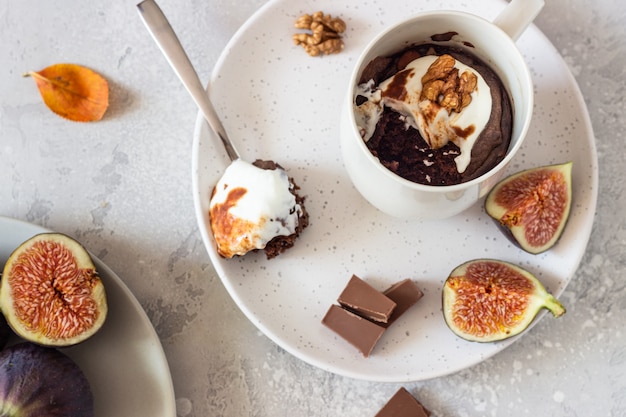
[
  {"left": 0, "top": 233, "right": 107, "bottom": 347},
  {"left": 485, "top": 162, "right": 573, "bottom": 254},
  {"left": 442, "top": 259, "right": 565, "bottom": 342},
  {"left": 0, "top": 342, "right": 93, "bottom": 417}
]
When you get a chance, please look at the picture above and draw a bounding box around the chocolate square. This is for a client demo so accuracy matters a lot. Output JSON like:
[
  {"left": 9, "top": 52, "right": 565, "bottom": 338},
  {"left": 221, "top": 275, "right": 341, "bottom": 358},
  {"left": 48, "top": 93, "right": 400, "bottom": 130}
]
[
  {"left": 375, "top": 387, "right": 429, "bottom": 417},
  {"left": 337, "top": 275, "right": 397, "bottom": 323},
  {"left": 382, "top": 279, "right": 424, "bottom": 328},
  {"left": 322, "top": 304, "right": 385, "bottom": 358}
]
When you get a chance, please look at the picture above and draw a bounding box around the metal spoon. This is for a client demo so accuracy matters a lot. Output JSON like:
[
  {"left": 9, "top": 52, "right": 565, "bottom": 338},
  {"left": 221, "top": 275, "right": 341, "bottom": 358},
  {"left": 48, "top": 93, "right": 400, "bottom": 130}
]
[{"left": 136, "top": 0, "right": 239, "bottom": 161}]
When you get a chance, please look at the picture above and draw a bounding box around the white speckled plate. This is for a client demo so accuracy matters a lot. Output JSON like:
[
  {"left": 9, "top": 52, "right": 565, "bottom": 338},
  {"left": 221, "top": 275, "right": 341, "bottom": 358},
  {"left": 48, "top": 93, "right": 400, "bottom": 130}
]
[
  {"left": 0, "top": 216, "right": 176, "bottom": 417},
  {"left": 192, "top": 0, "right": 597, "bottom": 381}
]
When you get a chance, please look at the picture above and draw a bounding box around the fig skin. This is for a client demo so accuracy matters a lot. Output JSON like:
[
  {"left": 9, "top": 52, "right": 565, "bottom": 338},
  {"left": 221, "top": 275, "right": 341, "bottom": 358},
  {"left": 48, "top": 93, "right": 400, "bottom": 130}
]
[
  {"left": 484, "top": 162, "right": 573, "bottom": 254},
  {"left": 442, "top": 259, "right": 565, "bottom": 342},
  {"left": 0, "top": 342, "right": 94, "bottom": 417},
  {"left": 0, "top": 233, "right": 107, "bottom": 347}
]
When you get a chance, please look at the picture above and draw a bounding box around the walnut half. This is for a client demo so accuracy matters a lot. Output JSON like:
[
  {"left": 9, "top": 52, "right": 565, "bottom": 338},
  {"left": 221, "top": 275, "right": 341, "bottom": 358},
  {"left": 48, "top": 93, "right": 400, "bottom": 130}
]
[
  {"left": 292, "top": 12, "right": 346, "bottom": 57},
  {"left": 420, "top": 54, "right": 478, "bottom": 113}
]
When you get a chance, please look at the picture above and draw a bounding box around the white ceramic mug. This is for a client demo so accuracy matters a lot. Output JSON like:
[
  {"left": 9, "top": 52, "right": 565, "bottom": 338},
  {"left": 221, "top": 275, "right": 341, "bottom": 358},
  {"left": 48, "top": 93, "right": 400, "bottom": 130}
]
[{"left": 340, "top": 0, "right": 544, "bottom": 220}]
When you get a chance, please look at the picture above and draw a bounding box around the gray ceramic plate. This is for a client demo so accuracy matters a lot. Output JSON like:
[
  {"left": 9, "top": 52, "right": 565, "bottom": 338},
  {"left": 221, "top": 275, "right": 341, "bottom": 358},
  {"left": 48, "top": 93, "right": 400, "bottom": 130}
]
[{"left": 0, "top": 216, "right": 176, "bottom": 417}]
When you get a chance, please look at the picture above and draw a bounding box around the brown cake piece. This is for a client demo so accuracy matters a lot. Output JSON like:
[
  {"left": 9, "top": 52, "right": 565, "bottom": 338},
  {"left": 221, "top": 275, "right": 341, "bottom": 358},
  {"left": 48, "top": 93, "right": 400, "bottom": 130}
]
[
  {"left": 252, "top": 160, "right": 309, "bottom": 259},
  {"left": 355, "top": 43, "right": 513, "bottom": 185},
  {"left": 209, "top": 159, "right": 308, "bottom": 259}
]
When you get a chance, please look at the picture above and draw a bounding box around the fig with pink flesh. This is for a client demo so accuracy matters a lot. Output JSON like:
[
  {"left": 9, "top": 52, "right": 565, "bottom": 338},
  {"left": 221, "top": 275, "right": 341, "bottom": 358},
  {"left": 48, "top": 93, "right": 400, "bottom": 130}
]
[
  {"left": 0, "top": 342, "right": 93, "bottom": 417},
  {"left": 442, "top": 259, "right": 565, "bottom": 342},
  {"left": 0, "top": 233, "right": 107, "bottom": 347},
  {"left": 485, "top": 162, "right": 573, "bottom": 254}
]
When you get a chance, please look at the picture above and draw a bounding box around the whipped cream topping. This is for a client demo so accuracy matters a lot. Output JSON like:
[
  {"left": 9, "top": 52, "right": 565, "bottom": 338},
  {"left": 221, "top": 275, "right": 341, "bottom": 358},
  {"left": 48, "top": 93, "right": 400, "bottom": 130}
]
[
  {"left": 355, "top": 55, "right": 492, "bottom": 173},
  {"left": 354, "top": 80, "right": 383, "bottom": 141},
  {"left": 209, "top": 159, "right": 302, "bottom": 258}
]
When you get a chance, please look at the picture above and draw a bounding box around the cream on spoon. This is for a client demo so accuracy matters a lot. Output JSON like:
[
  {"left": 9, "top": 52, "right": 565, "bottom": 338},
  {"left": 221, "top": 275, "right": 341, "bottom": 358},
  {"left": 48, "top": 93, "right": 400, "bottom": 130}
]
[{"left": 137, "top": 0, "right": 307, "bottom": 258}]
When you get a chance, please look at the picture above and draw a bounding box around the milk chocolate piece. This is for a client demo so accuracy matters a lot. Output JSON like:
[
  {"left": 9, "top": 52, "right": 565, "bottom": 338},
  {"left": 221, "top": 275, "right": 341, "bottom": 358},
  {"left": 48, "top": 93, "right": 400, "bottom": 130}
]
[
  {"left": 322, "top": 304, "right": 385, "bottom": 357},
  {"left": 382, "top": 279, "right": 424, "bottom": 328},
  {"left": 337, "top": 275, "right": 397, "bottom": 323},
  {"left": 375, "top": 387, "right": 429, "bottom": 417}
]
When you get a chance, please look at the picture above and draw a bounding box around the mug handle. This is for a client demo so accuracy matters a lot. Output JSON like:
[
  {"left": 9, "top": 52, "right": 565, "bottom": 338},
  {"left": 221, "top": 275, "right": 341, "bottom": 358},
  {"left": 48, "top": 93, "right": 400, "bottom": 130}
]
[{"left": 493, "top": 0, "right": 545, "bottom": 41}]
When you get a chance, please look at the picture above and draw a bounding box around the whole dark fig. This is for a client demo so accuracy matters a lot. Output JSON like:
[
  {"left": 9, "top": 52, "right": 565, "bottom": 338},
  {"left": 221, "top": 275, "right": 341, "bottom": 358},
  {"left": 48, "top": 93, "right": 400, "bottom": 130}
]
[{"left": 0, "top": 342, "right": 93, "bottom": 417}]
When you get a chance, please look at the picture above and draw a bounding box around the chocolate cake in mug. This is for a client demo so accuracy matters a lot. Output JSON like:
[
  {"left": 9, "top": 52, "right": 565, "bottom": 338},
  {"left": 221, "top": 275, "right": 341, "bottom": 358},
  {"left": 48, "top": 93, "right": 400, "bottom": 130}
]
[{"left": 354, "top": 42, "right": 513, "bottom": 186}]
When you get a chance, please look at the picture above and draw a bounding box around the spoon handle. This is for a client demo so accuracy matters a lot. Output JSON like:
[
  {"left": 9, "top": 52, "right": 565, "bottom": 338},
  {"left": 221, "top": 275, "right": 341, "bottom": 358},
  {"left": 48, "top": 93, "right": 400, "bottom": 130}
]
[{"left": 137, "top": 0, "right": 240, "bottom": 161}]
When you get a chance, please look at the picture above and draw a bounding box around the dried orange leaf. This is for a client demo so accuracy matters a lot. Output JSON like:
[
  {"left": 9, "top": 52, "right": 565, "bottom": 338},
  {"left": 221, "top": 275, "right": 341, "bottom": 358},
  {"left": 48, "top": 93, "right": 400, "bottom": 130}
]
[{"left": 25, "top": 63, "right": 109, "bottom": 122}]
